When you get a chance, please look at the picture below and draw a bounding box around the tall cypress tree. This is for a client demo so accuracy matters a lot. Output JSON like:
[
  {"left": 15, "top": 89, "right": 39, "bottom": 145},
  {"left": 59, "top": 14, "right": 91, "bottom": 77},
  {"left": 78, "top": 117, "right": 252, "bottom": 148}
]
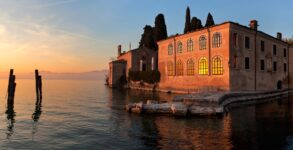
[
  {"left": 154, "top": 14, "right": 168, "bottom": 42},
  {"left": 184, "top": 7, "right": 191, "bottom": 33},
  {"left": 205, "top": 13, "right": 215, "bottom": 27}
]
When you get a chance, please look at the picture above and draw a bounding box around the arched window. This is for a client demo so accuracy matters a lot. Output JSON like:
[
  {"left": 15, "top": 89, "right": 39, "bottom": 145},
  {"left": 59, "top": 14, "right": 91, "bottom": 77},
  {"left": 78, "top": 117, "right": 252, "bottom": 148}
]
[
  {"left": 199, "top": 57, "right": 208, "bottom": 75},
  {"left": 187, "top": 39, "right": 193, "bottom": 52},
  {"left": 199, "top": 36, "right": 207, "bottom": 50},
  {"left": 168, "top": 44, "right": 173, "bottom": 55},
  {"left": 212, "top": 32, "right": 222, "bottom": 48},
  {"left": 187, "top": 59, "right": 195, "bottom": 76},
  {"left": 177, "top": 42, "right": 183, "bottom": 53},
  {"left": 212, "top": 56, "right": 223, "bottom": 75},
  {"left": 176, "top": 60, "right": 184, "bottom": 76},
  {"left": 167, "top": 62, "right": 174, "bottom": 76}
]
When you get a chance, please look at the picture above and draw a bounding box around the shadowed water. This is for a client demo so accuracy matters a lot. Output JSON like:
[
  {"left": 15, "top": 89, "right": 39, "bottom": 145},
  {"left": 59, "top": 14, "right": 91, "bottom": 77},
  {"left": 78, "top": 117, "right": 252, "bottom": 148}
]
[{"left": 0, "top": 79, "right": 292, "bottom": 150}]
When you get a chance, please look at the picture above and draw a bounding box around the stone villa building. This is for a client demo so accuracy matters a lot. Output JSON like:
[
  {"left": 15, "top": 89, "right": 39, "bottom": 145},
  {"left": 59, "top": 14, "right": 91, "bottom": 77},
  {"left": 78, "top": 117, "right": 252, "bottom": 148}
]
[
  {"left": 109, "top": 20, "right": 293, "bottom": 92},
  {"left": 108, "top": 45, "right": 157, "bottom": 87},
  {"left": 158, "top": 20, "right": 293, "bottom": 92}
]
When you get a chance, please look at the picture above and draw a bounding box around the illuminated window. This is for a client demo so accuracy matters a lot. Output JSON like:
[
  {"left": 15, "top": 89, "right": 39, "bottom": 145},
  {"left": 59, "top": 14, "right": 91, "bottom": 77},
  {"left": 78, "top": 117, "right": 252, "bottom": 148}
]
[
  {"left": 177, "top": 42, "right": 183, "bottom": 53},
  {"left": 167, "top": 62, "right": 174, "bottom": 76},
  {"left": 176, "top": 60, "right": 184, "bottom": 76},
  {"left": 212, "top": 56, "right": 223, "bottom": 75},
  {"left": 198, "top": 57, "right": 208, "bottom": 75},
  {"left": 168, "top": 44, "right": 173, "bottom": 55},
  {"left": 187, "top": 39, "right": 193, "bottom": 52},
  {"left": 187, "top": 59, "right": 195, "bottom": 76},
  {"left": 199, "top": 36, "right": 206, "bottom": 50},
  {"left": 212, "top": 32, "right": 222, "bottom": 48}
]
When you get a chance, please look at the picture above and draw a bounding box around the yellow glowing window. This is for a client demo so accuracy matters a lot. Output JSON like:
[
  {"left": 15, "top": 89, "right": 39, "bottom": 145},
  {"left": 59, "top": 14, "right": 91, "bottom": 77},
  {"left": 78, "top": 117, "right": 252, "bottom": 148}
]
[
  {"left": 187, "top": 39, "right": 193, "bottom": 52},
  {"left": 212, "top": 56, "right": 223, "bottom": 75},
  {"left": 187, "top": 59, "right": 195, "bottom": 76},
  {"left": 167, "top": 62, "right": 174, "bottom": 76},
  {"left": 199, "top": 58, "right": 208, "bottom": 75},
  {"left": 199, "top": 36, "right": 206, "bottom": 50},
  {"left": 176, "top": 60, "right": 184, "bottom": 76}
]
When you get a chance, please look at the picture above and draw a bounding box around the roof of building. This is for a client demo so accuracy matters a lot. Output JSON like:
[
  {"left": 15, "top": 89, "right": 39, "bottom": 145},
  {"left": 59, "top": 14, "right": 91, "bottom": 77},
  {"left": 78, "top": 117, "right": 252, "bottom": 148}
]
[
  {"left": 158, "top": 21, "right": 289, "bottom": 45},
  {"left": 110, "top": 59, "right": 126, "bottom": 63},
  {"left": 118, "top": 46, "right": 155, "bottom": 57}
]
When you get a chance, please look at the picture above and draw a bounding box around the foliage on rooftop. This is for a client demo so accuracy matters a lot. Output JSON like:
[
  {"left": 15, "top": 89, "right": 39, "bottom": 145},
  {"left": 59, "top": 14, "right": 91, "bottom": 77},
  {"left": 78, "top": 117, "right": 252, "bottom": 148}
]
[{"left": 128, "top": 70, "right": 160, "bottom": 84}]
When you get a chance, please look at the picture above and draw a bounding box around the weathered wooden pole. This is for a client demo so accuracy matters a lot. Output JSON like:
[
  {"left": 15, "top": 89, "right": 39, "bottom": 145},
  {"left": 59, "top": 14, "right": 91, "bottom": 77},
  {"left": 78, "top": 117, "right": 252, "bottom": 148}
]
[
  {"left": 38, "top": 76, "right": 42, "bottom": 100},
  {"left": 35, "top": 70, "right": 39, "bottom": 100},
  {"left": 35, "top": 69, "right": 43, "bottom": 101},
  {"left": 7, "top": 69, "right": 16, "bottom": 108}
]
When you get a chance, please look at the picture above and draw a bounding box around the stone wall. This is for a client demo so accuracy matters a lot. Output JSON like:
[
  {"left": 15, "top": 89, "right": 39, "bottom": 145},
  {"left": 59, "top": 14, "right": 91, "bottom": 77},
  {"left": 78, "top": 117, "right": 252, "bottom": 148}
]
[
  {"left": 158, "top": 23, "right": 230, "bottom": 92},
  {"left": 229, "top": 23, "right": 289, "bottom": 91},
  {"left": 108, "top": 60, "right": 126, "bottom": 87}
]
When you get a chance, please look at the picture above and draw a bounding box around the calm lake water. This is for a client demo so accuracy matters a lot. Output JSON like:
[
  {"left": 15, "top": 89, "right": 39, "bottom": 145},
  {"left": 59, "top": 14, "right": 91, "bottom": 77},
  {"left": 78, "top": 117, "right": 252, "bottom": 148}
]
[{"left": 0, "top": 79, "right": 293, "bottom": 150}]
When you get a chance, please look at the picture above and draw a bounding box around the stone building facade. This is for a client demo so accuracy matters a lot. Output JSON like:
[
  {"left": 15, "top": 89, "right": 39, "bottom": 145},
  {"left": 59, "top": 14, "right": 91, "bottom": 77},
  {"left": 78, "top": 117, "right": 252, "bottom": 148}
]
[
  {"left": 158, "top": 20, "right": 292, "bottom": 92},
  {"left": 108, "top": 45, "right": 157, "bottom": 87}
]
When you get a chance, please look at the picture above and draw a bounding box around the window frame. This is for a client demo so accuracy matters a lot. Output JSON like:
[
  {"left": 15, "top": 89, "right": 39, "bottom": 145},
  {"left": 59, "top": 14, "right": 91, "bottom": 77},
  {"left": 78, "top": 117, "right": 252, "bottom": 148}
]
[
  {"left": 177, "top": 41, "right": 183, "bottom": 54},
  {"left": 245, "top": 57, "right": 250, "bottom": 69},
  {"left": 273, "top": 44, "right": 277, "bottom": 56},
  {"left": 176, "top": 60, "right": 184, "bottom": 76},
  {"left": 168, "top": 44, "right": 173, "bottom": 55},
  {"left": 245, "top": 36, "right": 250, "bottom": 49},
  {"left": 261, "top": 40, "right": 265, "bottom": 52},
  {"left": 212, "top": 56, "right": 223, "bottom": 75},
  {"left": 212, "top": 32, "right": 222, "bottom": 48},
  {"left": 284, "top": 48, "right": 287, "bottom": 57},
  {"left": 187, "top": 39, "right": 193, "bottom": 52},
  {"left": 284, "top": 63, "right": 287, "bottom": 73},
  {"left": 167, "top": 61, "right": 174, "bottom": 76},
  {"left": 198, "top": 57, "right": 208, "bottom": 75},
  {"left": 260, "top": 59, "right": 265, "bottom": 71},
  {"left": 273, "top": 61, "right": 277, "bottom": 72},
  {"left": 199, "top": 36, "right": 207, "bottom": 50},
  {"left": 186, "top": 59, "right": 195, "bottom": 76}
]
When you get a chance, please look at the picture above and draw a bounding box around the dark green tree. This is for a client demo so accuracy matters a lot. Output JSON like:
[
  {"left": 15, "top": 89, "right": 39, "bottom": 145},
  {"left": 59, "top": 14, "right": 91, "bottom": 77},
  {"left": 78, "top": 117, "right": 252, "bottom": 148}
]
[
  {"left": 191, "top": 17, "right": 203, "bottom": 31},
  {"left": 154, "top": 13, "right": 168, "bottom": 42},
  {"left": 139, "top": 25, "right": 156, "bottom": 49},
  {"left": 205, "top": 13, "right": 215, "bottom": 27},
  {"left": 197, "top": 18, "right": 203, "bottom": 29},
  {"left": 184, "top": 7, "right": 191, "bottom": 33}
]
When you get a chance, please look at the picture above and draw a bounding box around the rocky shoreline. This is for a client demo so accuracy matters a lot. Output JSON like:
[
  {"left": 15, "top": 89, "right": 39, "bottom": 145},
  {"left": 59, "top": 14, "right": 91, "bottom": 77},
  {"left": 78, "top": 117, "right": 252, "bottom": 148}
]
[{"left": 125, "top": 89, "right": 292, "bottom": 116}]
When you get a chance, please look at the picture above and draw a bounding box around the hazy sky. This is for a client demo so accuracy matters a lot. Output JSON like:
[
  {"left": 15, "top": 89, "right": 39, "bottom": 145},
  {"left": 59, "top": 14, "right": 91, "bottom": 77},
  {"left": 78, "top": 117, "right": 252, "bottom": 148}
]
[{"left": 0, "top": 0, "right": 292, "bottom": 73}]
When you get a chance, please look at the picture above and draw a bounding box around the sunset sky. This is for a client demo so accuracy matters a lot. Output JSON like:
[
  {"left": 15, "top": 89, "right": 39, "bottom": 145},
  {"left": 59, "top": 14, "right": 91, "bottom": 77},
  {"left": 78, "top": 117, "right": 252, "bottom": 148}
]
[{"left": 0, "top": 0, "right": 292, "bottom": 73}]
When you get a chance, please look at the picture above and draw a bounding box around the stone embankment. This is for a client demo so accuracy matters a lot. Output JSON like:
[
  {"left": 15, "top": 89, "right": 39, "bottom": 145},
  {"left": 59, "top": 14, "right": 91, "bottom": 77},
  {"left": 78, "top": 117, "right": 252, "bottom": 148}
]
[{"left": 125, "top": 89, "right": 291, "bottom": 116}]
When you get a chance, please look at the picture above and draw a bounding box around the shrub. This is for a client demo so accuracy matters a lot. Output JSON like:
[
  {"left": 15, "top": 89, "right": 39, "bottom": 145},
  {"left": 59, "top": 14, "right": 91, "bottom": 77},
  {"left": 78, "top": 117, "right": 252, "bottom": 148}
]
[{"left": 128, "top": 70, "right": 160, "bottom": 84}]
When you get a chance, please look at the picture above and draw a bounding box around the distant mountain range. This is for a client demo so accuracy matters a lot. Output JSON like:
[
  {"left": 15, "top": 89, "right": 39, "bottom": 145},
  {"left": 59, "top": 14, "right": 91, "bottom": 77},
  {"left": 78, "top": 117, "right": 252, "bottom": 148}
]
[{"left": 0, "top": 70, "right": 108, "bottom": 80}]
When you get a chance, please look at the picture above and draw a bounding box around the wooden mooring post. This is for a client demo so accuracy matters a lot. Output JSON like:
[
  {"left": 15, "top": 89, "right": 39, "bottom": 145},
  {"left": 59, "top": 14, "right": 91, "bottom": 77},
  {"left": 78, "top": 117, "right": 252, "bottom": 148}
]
[
  {"left": 7, "top": 69, "right": 16, "bottom": 107},
  {"left": 35, "top": 70, "right": 43, "bottom": 101}
]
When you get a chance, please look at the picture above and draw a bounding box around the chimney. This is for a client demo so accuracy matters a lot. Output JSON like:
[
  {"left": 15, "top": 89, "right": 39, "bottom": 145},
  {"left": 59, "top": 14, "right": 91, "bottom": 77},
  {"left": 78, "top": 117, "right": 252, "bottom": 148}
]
[
  {"left": 249, "top": 20, "right": 258, "bottom": 30},
  {"left": 118, "top": 45, "right": 122, "bottom": 56},
  {"left": 277, "top": 32, "right": 282, "bottom": 40}
]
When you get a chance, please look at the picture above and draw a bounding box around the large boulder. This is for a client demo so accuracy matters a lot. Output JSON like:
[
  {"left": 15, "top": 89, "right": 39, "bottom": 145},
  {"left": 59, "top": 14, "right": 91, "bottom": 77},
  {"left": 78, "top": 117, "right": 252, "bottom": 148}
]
[
  {"left": 171, "top": 102, "right": 188, "bottom": 116},
  {"left": 143, "top": 103, "right": 172, "bottom": 114}
]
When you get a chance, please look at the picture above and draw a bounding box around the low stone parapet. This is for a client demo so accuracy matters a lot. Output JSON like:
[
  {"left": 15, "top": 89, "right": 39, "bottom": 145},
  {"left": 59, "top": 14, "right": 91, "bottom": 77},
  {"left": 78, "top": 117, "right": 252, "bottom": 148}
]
[{"left": 125, "top": 89, "right": 292, "bottom": 116}]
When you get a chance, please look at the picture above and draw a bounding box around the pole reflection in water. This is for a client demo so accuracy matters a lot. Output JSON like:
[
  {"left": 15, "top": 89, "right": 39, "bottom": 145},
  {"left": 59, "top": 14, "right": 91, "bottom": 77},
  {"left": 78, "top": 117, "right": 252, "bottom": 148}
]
[
  {"left": 6, "top": 100, "right": 15, "bottom": 139},
  {"left": 32, "top": 93, "right": 43, "bottom": 136}
]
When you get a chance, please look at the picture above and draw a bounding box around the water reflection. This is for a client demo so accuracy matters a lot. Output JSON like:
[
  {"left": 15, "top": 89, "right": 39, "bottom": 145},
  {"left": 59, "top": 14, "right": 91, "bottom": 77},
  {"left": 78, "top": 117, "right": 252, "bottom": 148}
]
[
  {"left": 32, "top": 95, "right": 43, "bottom": 137},
  {"left": 32, "top": 97, "right": 42, "bottom": 122},
  {"left": 6, "top": 101, "right": 15, "bottom": 139}
]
